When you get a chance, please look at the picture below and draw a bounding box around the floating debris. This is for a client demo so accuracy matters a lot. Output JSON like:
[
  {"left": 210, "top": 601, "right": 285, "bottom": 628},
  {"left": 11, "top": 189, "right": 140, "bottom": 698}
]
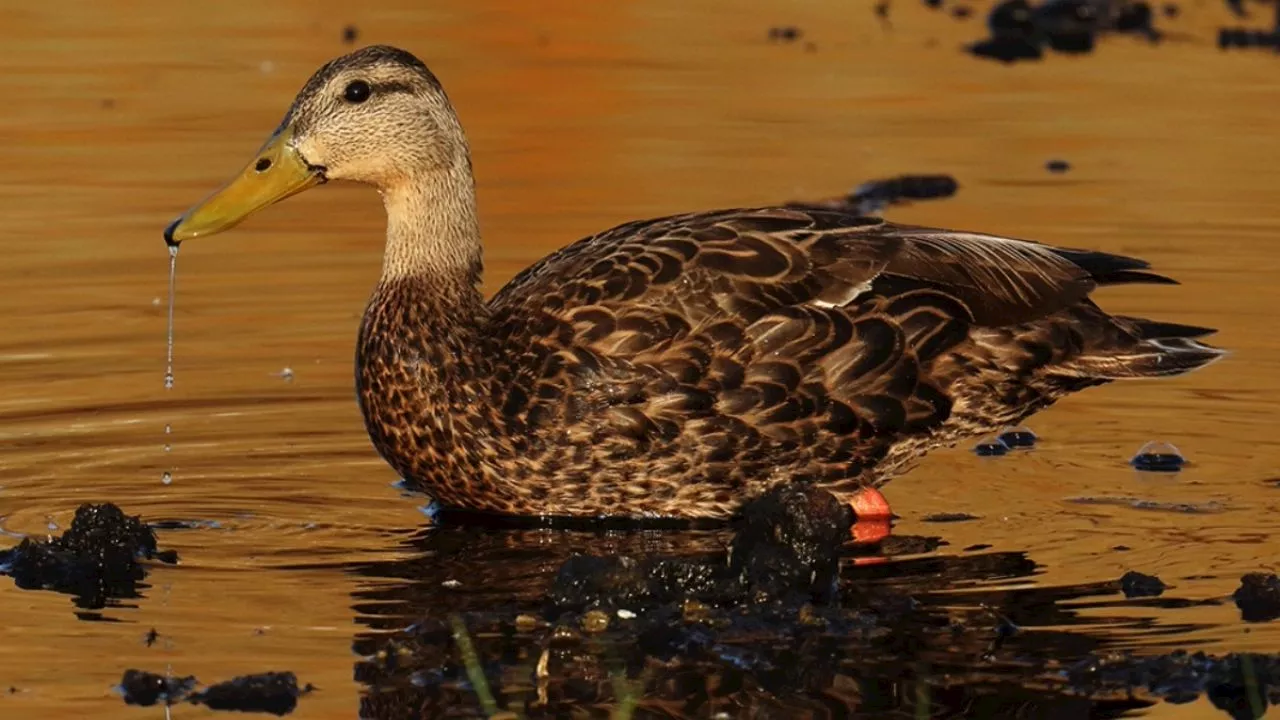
[
  {"left": 117, "top": 669, "right": 197, "bottom": 707},
  {"left": 0, "top": 503, "right": 178, "bottom": 610},
  {"left": 1120, "top": 570, "right": 1167, "bottom": 598},
  {"left": 1046, "top": 159, "right": 1072, "bottom": 173},
  {"left": 1233, "top": 573, "right": 1280, "bottom": 623},
  {"left": 968, "top": 0, "right": 1162, "bottom": 64},
  {"left": 342, "top": 24, "right": 359, "bottom": 44},
  {"left": 189, "top": 672, "right": 314, "bottom": 716},
  {"left": 144, "top": 628, "right": 160, "bottom": 647},
  {"left": 118, "top": 670, "right": 313, "bottom": 715},
  {"left": 923, "top": 512, "right": 981, "bottom": 523},
  {"left": 1218, "top": 26, "right": 1280, "bottom": 49},
  {"left": 998, "top": 426, "right": 1038, "bottom": 448},
  {"left": 973, "top": 438, "right": 1010, "bottom": 456},
  {"left": 1130, "top": 441, "right": 1186, "bottom": 472},
  {"left": 767, "top": 26, "right": 803, "bottom": 43}
]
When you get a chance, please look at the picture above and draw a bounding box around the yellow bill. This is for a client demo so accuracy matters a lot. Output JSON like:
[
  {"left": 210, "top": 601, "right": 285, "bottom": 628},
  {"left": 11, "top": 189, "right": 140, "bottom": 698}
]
[{"left": 164, "top": 125, "right": 324, "bottom": 245}]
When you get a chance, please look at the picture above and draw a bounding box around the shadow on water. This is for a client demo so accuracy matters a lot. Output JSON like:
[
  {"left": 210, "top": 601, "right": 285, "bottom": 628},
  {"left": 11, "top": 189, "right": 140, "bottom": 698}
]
[{"left": 331, "top": 505, "right": 1272, "bottom": 719}]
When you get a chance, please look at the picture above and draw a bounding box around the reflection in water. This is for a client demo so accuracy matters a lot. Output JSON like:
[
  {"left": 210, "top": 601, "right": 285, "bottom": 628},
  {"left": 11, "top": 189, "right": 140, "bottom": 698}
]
[{"left": 338, "top": 517, "right": 1269, "bottom": 719}]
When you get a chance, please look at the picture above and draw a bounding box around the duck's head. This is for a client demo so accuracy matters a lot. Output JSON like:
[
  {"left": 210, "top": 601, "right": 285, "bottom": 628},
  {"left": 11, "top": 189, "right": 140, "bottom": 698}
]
[{"left": 165, "top": 45, "right": 465, "bottom": 245}]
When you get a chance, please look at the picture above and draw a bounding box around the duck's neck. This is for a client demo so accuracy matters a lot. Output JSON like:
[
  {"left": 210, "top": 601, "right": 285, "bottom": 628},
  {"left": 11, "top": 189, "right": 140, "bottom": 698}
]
[
  {"left": 367, "top": 155, "right": 490, "bottom": 362},
  {"left": 380, "top": 157, "right": 484, "bottom": 289},
  {"left": 358, "top": 159, "right": 500, "bottom": 495}
]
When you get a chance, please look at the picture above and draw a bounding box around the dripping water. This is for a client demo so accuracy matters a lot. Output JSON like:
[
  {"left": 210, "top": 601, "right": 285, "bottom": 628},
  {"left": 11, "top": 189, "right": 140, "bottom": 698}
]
[
  {"left": 163, "top": 244, "right": 178, "bottom": 485},
  {"left": 164, "top": 244, "right": 177, "bottom": 390}
]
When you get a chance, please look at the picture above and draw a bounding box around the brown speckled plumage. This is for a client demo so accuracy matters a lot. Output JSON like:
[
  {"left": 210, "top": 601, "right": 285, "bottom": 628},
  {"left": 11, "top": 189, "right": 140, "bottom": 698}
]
[{"left": 178, "top": 46, "right": 1228, "bottom": 520}]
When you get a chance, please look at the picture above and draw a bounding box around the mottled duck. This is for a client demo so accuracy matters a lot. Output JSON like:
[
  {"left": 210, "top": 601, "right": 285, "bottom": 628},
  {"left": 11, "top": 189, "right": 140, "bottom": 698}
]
[{"left": 164, "top": 46, "right": 1224, "bottom": 521}]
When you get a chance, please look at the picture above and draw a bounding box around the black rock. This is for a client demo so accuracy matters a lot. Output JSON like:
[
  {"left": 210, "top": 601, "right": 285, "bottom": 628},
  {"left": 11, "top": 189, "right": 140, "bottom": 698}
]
[
  {"left": 1120, "top": 570, "right": 1167, "bottom": 598},
  {"left": 1, "top": 503, "right": 178, "bottom": 609},
  {"left": 118, "top": 669, "right": 197, "bottom": 707},
  {"left": 1233, "top": 573, "right": 1280, "bottom": 623},
  {"left": 188, "top": 672, "right": 313, "bottom": 716}
]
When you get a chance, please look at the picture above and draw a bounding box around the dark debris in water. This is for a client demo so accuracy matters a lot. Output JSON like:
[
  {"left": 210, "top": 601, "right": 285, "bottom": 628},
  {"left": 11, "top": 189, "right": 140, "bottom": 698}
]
[
  {"left": 118, "top": 669, "right": 197, "bottom": 708},
  {"left": 547, "top": 485, "right": 853, "bottom": 615},
  {"left": 1234, "top": 573, "right": 1280, "bottom": 623},
  {"left": 966, "top": 0, "right": 1163, "bottom": 63},
  {"left": 1120, "top": 570, "right": 1167, "bottom": 598},
  {"left": 1046, "top": 158, "right": 1072, "bottom": 174},
  {"left": 119, "top": 669, "right": 313, "bottom": 716},
  {"left": 190, "top": 672, "right": 315, "bottom": 716},
  {"left": 788, "top": 173, "right": 959, "bottom": 216},
  {"left": 923, "top": 511, "right": 982, "bottom": 523},
  {"left": 767, "top": 25, "right": 803, "bottom": 43},
  {"left": 0, "top": 503, "right": 178, "bottom": 610}
]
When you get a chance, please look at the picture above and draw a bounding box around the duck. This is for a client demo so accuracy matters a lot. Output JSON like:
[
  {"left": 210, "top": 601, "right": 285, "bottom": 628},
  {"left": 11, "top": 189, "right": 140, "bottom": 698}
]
[{"left": 164, "top": 45, "right": 1225, "bottom": 521}]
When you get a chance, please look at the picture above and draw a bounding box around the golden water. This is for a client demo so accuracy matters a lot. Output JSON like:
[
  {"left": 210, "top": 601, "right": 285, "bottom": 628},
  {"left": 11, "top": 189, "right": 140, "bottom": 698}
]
[{"left": 1, "top": 1, "right": 1278, "bottom": 718}]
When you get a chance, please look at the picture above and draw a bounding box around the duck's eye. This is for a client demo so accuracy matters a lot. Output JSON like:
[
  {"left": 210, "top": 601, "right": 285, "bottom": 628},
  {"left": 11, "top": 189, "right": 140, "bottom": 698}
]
[{"left": 343, "top": 80, "right": 372, "bottom": 104}]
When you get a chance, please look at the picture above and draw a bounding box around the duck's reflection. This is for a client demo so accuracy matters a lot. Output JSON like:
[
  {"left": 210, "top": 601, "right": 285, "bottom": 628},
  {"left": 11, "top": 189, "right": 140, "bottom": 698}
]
[{"left": 339, "top": 493, "right": 1275, "bottom": 719}]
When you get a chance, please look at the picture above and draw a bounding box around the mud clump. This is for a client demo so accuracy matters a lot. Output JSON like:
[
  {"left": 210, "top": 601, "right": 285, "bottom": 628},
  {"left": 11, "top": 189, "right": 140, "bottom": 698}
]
[
  {"left": 0, "top": 503, "right": 178, "bottom": 609},
  {"left": 118, "top": 669, "right": 197, "bottom": 707},
  {"left": 1120, "top": 570, "right": 1167, "bottom": 598},
  {"left": 968, "top": 0, "right": 1162, "bottom": 63},
  {"left": 118, "top": 669, "right": 312, "bottom": 716},
  {"left": 1233, "top": 573, "right": 1280, "bottom": 623},
  {"left": 547, "top": 485, "right": 854, "bottom": 615},
  {"left": 190, "top": 672, "right": 314, "bottom": 716}
]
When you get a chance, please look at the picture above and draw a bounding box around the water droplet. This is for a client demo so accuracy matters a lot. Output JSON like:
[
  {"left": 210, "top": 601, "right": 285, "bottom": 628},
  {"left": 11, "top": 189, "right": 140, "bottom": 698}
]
[
  {"left": 46, "top": 518, "right": 59, "bottom": 531},
  {"left": 163, "top": 371, "right": 174, "bottom": 390},
  {"left": 161, "top": 472, "right": 172, "bottom": 485},
  {"left": 163, "top": 444, "right": 171, "bottom": 453},
  {"left": 164, "top": 424, "right": 171, "bottom": 435},
  {"left": 280, "top": 367, "right": 294, "bottom": 382}
]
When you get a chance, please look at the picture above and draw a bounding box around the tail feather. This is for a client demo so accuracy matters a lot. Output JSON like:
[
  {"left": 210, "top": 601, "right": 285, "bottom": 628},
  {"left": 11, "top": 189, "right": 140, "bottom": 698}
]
[
  {"left": 1073, "top": 322, "right": 1227, "bottom": 379},
  {"left": 1116, "top": 316, "right": 1219, "bottom": 340}
]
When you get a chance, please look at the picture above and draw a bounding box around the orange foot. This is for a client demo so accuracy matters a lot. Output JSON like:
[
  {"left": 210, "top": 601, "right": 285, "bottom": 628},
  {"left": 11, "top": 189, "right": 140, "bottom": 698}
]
[{"left": 848, "top": 487, "right": 893, "bottom": 546}]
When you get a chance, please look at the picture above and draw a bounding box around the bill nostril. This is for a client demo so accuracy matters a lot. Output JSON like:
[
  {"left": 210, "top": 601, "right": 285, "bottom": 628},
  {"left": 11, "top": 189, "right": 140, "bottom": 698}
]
[{"left": 255, "top": 157, "right": 272, "bottom": 172}]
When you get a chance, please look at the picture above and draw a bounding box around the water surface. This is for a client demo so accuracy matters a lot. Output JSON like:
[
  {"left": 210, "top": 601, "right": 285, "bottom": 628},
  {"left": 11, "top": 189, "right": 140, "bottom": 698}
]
[{"left": 2, "top": 1, "right": 1278, "bottom": 717}]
